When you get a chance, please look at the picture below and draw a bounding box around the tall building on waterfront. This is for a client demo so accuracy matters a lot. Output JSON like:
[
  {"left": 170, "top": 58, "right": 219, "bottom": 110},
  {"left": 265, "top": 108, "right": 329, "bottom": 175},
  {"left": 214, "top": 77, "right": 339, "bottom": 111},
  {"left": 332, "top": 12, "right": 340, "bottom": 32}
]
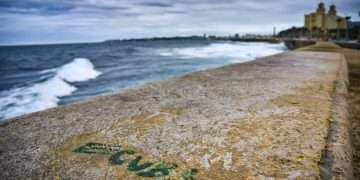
[{"left": 304, "top": 2, "right": 347, "bottom": 33}]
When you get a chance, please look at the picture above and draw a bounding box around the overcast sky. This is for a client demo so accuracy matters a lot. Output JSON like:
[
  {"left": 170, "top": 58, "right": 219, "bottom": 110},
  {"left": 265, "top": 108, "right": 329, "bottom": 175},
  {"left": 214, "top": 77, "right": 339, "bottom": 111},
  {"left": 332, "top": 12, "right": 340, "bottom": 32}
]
[{"left": 0, "top": 0, "right": 359, "bottom": 45}]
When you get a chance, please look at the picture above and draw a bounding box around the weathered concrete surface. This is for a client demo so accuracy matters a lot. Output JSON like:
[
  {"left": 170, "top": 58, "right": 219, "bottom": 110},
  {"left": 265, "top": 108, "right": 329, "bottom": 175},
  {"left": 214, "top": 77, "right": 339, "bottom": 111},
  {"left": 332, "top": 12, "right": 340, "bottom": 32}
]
[
  {"left": 343, "top": 48, "right": 360, "bottom": 179},
  {"left": 0, "top": 43, "right": 349, "bottom": 179},
  {"left": 299, "top": 42, "right": 353, "bottom": 180}
]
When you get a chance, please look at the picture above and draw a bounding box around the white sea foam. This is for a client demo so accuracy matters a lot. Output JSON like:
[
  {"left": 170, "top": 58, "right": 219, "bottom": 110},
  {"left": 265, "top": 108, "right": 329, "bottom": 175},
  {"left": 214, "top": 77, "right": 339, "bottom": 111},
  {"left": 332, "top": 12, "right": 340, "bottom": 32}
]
[
  {"left": 0, "top": 58, "right": 101, "bottom": 120},
  {"left": 57, "top": 58, "right": 102, "bottom": 82},
  {"left": 158, "top": 42, "right": 286, "bottom": 63},
  {"left": 0, "top": 43, "right": 285, "bottom": 121}
]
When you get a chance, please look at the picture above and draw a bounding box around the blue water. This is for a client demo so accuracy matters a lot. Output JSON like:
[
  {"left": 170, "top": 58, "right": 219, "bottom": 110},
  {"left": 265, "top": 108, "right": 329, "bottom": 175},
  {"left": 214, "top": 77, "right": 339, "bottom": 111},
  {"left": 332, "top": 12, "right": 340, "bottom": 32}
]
[{"left": 0, "top": 40, "right": 286, "bottom": 121}]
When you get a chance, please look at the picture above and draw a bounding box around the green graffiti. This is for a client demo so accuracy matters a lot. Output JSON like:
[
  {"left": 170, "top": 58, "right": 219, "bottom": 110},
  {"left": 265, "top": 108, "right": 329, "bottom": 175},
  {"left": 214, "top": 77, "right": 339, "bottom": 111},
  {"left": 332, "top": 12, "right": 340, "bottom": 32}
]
[
  {"left": 73, "top": 142, "right": 122, "bottom": 154},
  {"left": 128, "top": 156, "right": 153, "bottom": 171},
  {"left": 73, "top": 142, "right": 197, "bottom": 179},
  {"left": 110, "top": 150, "right": 135, "bottom": 165},
  {"left": 136, "top": 163, "right": 177, "bottom": 177},
  {"left": 182, "top": 168, "right": 198, "bottom": 180}
]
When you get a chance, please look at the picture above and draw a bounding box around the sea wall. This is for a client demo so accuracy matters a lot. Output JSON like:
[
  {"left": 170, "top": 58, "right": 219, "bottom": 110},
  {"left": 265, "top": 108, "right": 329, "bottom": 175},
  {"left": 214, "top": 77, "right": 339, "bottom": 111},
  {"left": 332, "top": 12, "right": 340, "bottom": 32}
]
[
  {"left": 337, "top": 42, "right": 360, "bottom": 50},
  {"left": 299, "top": 42, "right": 353, "bottom": 179},
  {"left": 345, "top": 47, "right": 360, "bottom": 179},
  {"left": 284, "top": 39, "right": 316, "bottom": 50},
  {"left": 321, "top": 55, "right": 352, "bottom": 179},
  {"left": 284, "top": 39, "right": 360, "bottom": 50},
  {"left": 0, "top": 42, "right": 352, "bottom": 179}
]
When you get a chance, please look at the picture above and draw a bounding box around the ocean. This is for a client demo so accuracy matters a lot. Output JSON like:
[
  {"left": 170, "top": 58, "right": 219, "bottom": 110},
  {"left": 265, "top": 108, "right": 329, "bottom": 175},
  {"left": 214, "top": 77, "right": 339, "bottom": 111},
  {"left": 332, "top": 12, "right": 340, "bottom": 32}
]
[{"left": 0, "top": 40, "right": 286, "bottom": 121}]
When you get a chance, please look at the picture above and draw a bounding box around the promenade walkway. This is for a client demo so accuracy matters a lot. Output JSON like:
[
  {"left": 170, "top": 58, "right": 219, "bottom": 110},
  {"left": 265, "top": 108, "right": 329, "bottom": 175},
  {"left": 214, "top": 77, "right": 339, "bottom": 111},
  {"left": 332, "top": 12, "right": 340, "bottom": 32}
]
[
  {"left": 0, "top": 42, "right": 351, "bottom": 179},
  {"left": 344, "top": 48, "right": 360, "bottom": 179}
]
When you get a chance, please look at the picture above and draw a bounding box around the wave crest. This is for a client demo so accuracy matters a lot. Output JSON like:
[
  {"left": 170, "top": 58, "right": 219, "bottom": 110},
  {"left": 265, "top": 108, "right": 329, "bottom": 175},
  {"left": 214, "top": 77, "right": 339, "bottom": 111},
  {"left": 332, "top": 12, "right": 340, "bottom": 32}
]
[
  {"left": 158, "top": 42, "right": 286, "bottom": 62},
  {"left": 57, "top": 58, "right": 102, "bottom": 82},
  {"left": 0, "top": 58, "right": 101, "bottom": 120}
]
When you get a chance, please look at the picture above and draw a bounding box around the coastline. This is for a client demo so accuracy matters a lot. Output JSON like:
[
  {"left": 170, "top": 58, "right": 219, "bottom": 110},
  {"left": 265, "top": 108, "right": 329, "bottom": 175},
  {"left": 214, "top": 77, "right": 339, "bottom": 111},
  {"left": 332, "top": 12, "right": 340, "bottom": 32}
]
[
  {"left": 0, "top": 40, "right": 286, "bottom": 121},
  {"left": 0, "top": 42, "right": 355, "bottom": 179}
]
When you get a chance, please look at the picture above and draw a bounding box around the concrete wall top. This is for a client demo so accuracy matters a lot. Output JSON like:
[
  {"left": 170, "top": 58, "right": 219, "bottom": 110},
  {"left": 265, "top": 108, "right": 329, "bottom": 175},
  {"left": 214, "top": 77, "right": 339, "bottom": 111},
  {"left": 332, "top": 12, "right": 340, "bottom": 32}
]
[{"left": 0, "top": 43, "right": 350, "bottom": 179}]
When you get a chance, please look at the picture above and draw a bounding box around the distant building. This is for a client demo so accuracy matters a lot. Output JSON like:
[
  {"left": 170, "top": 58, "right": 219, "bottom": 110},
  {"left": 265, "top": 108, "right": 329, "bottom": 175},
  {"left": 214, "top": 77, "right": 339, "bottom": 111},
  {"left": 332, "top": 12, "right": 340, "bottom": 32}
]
[{"left": 304, "top": 3, "right": 347, "bottom": 33}]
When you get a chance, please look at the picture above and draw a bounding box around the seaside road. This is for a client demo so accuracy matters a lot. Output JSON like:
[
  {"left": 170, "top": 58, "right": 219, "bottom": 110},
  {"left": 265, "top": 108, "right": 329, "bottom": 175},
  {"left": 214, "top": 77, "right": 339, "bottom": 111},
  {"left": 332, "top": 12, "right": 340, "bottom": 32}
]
[{"left": 0, "top": 43, "right": 350, "bottom": 179}]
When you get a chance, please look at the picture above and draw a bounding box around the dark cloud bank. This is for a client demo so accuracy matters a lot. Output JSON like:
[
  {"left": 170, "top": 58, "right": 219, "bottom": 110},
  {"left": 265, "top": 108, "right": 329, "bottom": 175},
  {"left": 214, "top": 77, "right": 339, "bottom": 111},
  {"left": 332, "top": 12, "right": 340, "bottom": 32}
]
[{"left": 0, "top": 0, "right": 359, "bottom": 45}]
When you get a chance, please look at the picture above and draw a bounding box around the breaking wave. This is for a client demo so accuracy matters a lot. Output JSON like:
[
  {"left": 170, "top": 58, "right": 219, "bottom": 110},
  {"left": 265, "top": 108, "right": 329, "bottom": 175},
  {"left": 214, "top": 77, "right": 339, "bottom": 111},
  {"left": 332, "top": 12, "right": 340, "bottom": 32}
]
[
  {"left": 0, "top": 58, "right": 101, "bottom": 120},
  {"left": 158, "top": 42, "right": 286, "bottom": 63}
]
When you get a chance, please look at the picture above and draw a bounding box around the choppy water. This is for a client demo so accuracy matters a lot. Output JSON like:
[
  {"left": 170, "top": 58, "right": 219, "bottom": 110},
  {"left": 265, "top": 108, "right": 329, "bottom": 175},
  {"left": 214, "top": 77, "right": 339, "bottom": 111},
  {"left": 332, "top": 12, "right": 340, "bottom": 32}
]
[{"left": 0, "top": 40, "right": 286, "bottom": 121}]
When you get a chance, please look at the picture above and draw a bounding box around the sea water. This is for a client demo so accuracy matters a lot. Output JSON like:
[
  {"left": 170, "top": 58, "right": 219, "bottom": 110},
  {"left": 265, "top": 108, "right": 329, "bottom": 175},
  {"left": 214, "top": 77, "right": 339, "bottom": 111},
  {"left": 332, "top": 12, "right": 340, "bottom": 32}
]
[{"left": 0, "top": 40, "right": 286, "bottom": 121}]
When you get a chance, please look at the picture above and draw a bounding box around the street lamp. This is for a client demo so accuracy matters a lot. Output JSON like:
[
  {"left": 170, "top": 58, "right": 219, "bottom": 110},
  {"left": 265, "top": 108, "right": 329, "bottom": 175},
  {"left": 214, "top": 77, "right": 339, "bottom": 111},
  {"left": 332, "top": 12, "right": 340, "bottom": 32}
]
[
  {"left": 358, "top": 11, "right": 360, "bottom": 42},
  {"left": 345, "top": 16, "right": 351, "bottom": 41},
  {"left": 336, "top": 18, "right": 342, "bottom": 41}
]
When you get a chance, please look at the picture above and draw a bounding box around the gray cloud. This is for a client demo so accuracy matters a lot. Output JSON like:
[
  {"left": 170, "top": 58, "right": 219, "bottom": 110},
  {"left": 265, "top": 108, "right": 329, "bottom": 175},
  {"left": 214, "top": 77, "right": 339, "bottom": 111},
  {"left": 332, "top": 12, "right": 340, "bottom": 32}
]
[
  {"left": 138, "top": 2, "right": 175, "bottom": 8},
  {"left": 0, "top": 0, "right": 359, "bottom": 45}
]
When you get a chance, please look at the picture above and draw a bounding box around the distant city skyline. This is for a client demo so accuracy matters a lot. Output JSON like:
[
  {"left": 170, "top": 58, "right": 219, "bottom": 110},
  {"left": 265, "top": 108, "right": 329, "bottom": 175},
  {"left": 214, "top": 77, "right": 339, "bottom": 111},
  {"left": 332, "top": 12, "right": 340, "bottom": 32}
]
[{"left": 0, "top": 0, "right": 359, "bottom": 45}]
